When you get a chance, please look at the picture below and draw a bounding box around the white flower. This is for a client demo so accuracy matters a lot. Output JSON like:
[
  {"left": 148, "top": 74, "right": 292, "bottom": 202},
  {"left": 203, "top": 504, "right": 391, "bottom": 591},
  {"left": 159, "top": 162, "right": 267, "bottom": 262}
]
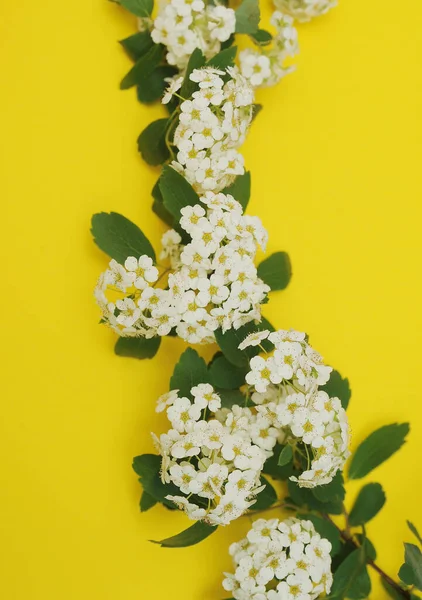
[
  {"left": 124, "top": 255, "right": 159, "bottom": 289},
  {"left": 224, "top": 518, "right": 332, "bottom": 600},
  {"left": 191, "top": 383, "right": 221, "bottom": 412},
  {"left": 156, "top": 389, "right": 179, "bottom": 413},
  {"left": 239, "top": 330, "right": 271, "bottom": 351},
  {"left": 162, "top": 75, "right": 183, "bottom": 104},
  {"left": 167, "top": 396, "right": 202, "bottom": 432},
  {"left": 273, "top": 0, "right": 337, "bottom": 23},
  {"left": 153, "top": 385, "right": 266, "bottom": 526}
]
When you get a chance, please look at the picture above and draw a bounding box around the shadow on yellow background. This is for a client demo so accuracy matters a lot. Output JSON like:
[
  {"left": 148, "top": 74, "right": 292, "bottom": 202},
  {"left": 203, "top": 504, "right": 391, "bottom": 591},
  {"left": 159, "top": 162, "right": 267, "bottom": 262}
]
[{"left": 1, "top": 0, "right": 421, "bottom": 598}]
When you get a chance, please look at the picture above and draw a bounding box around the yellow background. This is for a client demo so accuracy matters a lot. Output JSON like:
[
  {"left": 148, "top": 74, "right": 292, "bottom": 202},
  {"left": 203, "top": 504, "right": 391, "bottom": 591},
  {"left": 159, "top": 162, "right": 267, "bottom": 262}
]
[{"left": 1, "top": 0, "right": 421, "bottom": 598}]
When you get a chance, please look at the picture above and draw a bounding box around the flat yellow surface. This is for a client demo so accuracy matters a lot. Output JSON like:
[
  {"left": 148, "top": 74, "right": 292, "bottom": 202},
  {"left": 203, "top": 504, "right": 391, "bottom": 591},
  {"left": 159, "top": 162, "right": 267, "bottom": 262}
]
[{"left": 1, "top": 1, "right": 421, "bottom": 598}]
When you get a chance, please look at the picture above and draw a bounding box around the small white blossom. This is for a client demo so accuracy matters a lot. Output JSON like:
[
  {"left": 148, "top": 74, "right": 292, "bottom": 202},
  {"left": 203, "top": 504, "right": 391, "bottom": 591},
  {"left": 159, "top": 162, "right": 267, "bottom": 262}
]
[
  {"left": 273, "top": 0, "right": 337, "bottom": 22},
  {"left": 223, "top": 518, "right": 333, "bottom": 600}
]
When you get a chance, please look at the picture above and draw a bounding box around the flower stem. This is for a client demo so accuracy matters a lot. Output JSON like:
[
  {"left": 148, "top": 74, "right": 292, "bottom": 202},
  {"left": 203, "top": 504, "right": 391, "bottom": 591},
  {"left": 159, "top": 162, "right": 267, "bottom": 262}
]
[{"left": 321, "top": 513, "right": 411, "bottom": 599}]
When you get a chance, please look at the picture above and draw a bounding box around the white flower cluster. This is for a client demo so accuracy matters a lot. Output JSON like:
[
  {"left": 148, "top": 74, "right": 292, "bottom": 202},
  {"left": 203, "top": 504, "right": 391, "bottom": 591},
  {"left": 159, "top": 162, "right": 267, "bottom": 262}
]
[
  {"left": 170, "top": 66, "right": 254, "bottom": 194},
  {"left": 94, "top": 255, "right": 169, "bottom": 337},
  {"left": 223, "top": 517, "right": 332, "bottom": 600},
  {"left": 151, "top": 0, "right": 236, "bottom": 70},
  {"left": 273, "top": 0, "right": 337, "bottom": 22},
  {"left": 94, "top": 190, "right": 270, "bottom": 343},
  {"left": 239, "top": 12, "right": 299, "bottom": 88},
  {"left": 153, "top": 385, "right": 267, "bottom": 525},
  {"left": 241, "top": 329, "right": 350, "bottom": 487}
]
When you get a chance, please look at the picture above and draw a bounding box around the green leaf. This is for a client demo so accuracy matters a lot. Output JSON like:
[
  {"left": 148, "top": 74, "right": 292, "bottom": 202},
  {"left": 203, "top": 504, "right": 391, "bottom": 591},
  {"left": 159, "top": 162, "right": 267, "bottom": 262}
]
[
  {"left": 151, "top": 521, "right": 217, "bottom": 547},
  {"left": 120, "top": 44, "right": 163, "bottom": 90},
  {"left": 208, "top": 355, "right": 247, "bottom": 389},
  {"left": 348, "top": 483, "right": 386, "bottom": 526},
  {"left": 257, "top": 251, "right": 292, "bottom": 291},
  {"left": 330, "top": 548, "right": 367, "bottom": 599},
  {"left": 114, "top": 0, "right": 153, "bottom": 17},
  {"left": 277, "top": 444, "right": 293, "bottom": 467},
  {"left": 348, "top": 423, "right": 410, "bottom": 480},
  {"left": 115, "top": 336, "right": 161, "bottom": 360},
  {"left": 320, "top": 370, "right": 352, "bottom": 410},
  {"left": 180, "top": 48, "right": 206, "bottom": 98},
  {"left": 408, "top": 521, "right": 422, "bottom": 546},
  {"left": 404, "top": 543, "right": 422, "bottom": 590},
  {"left": 217, "top": 388, "right": 248, "bottom": 409},
  {"left": 347, "top": 564, "right": 371, "bottom": 599},
  {"left": 312, "top": 472, "right": 345, "bottom": 505},
  {"left": 355, "top": 534, "right": 377, "bottom": 560},
  {"left": 91, "top": 212, "right": 156, "bottom": 263},
  {"left": 235, "top": 0, "right": 260, "bottom": 34},
  {"left": 299, "top": 513, "right": 341, "bottom": 556},
  {"left": 159, "top": 165, "right": 200, "bottom": 222},
  {"left": 262, "top": 444, "right": 296, "bottom": 480},
  {"left": 249, "top": 29, "right": 272, "bottom": 46},
  {"left": 288, "top": 479, "right": 343, "bottom": 515},
  {"left": 119, "top": 30, "right": 153, "bottom": 61},
  {"left": 137, "top": 65, "right": 178, "bottom": 104},
  {"left": 399, "top": 562, "right": 416, "bottom": 586},
  {"left": 215, "top": 317, "right": 274, "bottom": 367},
  {"left": 207, "top": 46, "right": 237, "bottom": 70},
  {"left": 170, "top": 348, "right": 209, "bottom": 398},
  {"left": 223, "top": 172, "right": 251, "bottom": 212},
  {"left": 251, "top": 476, "right": 277, "bottom": 511},
  {"left": 132, "top": 454, "right": 179, "bottom": 508},
  {"left": 151, "top": 179, "right": 175, "bottom": 227},
  {"left": 140, "top": 491, "right": 157, "bottom": 512},
  {"left": 252, "top": 103, "right": 263, "bottom": 121},
  {"left": 137, "top": 119, "right": 170, "bottom": 166},
  {"left": 381, "top": 578, "right": 415, "bottom": 600}
]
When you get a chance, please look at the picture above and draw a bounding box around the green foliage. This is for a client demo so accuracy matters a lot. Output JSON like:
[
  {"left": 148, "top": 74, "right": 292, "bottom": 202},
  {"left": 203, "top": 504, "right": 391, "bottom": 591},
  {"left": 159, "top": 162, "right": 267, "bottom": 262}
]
[
  {"left": 400, "top": 543, "right": 422, "bottom": 590},
  {"left": 348, "top": 423, "right": 410, "bottom": 480},
  {"left": 235, "top": 0, "right": 260, "bottom": 34},
  {"left": 252, "top": 476, "right": 277, "bottom": 511},
  {"left": 207, "top": 46, "right": 237, "bottom": 70},
  {"left": 355, "top": 534, "right": 377, "bottom": 560},
  {"left": 215, "top": 317, "right": 275, "bottom": 367},
  {"left": 170, "top": 348, "right": 209, "bottom": 398},
  {"left": 113, "top": 0, "right": 154, "bottom": 17},
  {"left": 140, "top": 491, "right": 157, "bottom": 512},
  {"left": 119, "top": 30, "right": 153, "bottom": 61},
  {"left": 208, "top": 355, "right": 247, "bottom": 389},
  {"left": 408, "top": 521, "right": 422, "bottom": 546},
  {"left": 180, "top": 48, "right": 206, "bottom": 98},
  {"left": 249, "top": 29, "right": 272, "bottom": 46},
  {"left": 223, "top": 172, "right": 251, "bottom": 212},
  {"left": 348, "top": 483, "right": 386, "bottom": 526},
  {"left": 298, "top": 513, "right": 341, "bottom": 556},
  {"left": 137, "top": 119, "right": 169, "bottom": 166},
  {"left": 217, "top": 388, "right": 249, "bottom": 409},
  {"left": 312, "top": 472, "right": 345, "bottom": 506},
  {"left": 120, "top": 44, "right": 163, "bottom": 90},
  {"left": 159, "top": 165, "right": 200, "bottom": 222},
  {"left": 150, "top": 521, "right": 217, "bottom": 547},
  {"left": 91, "top": 212, "right": 156, "bottom": 263},
  {"left": 277, "top": 444, "right": 293, "bottom": 467},
  {"left": 320, "top": 370, "right": 352, "bottom": 410},
  {"left": 381, "top": 578, "right": 419, "bottom": 600},
  {"left": 287, "top": 479, "right": 343, "bottom": 515},
  {"left": 252, "top": 104, "right": 263, "bottom": 121},
  {"left": 137, "top": 65, "right": 178, "bottom": 103},
  {"left": 115, "top": 336, "right": 161, "bottom": 360},
  {"left": 257, "top": 251, "right": 292, "bottom": 291},
  {"left": 262, "top": 444, "right": 295, "bottom": 480},
  {"left": 132, "top": 454, "right": 179, "bottom": 508},
  {"left": 151, "top": 179, "right": 175, "bottom": 227},
  {"left": 329, "top": 547, "right": 368, "bottom": 599}
]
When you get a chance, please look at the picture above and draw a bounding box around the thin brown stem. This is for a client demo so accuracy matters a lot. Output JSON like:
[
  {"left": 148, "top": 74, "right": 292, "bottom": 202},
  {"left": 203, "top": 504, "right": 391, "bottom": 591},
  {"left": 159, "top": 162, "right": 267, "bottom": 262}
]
[{"left": 321, "top": 513, "right": 411, "bottom": 600}]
